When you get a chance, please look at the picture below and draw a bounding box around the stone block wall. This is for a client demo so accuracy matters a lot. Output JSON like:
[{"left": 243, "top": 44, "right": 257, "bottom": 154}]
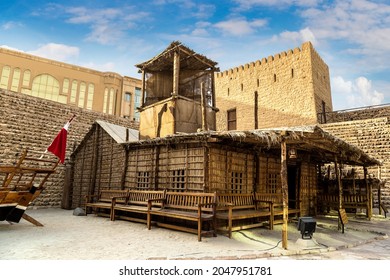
[
  {"left": 0, "top": 89, "right": 138, "bottom": 208},
  {"left": 214, "top": 41, "right": 332, "bottom": 130},
  {"left": 321, "top": 117, "right": 390, "bottom": 209}
]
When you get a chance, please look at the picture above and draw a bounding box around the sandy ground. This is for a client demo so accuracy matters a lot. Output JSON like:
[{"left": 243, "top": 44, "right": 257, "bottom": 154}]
[{"left": 0, "top": 208, "right": 386, "bottom": 260}]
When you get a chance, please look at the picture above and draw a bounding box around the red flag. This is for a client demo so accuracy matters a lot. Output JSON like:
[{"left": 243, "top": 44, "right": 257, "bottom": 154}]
[
  {"left": 47, "top": 122, "right": 69, "bottom": 164},
  {"left": 47, "top": 115, "right": 75, "bottom": 163}
]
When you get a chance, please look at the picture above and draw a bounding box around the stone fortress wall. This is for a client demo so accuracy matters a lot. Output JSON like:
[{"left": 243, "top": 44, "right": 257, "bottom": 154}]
[{"left": 0, "top": 89, "right": 137, "bottom": 207}]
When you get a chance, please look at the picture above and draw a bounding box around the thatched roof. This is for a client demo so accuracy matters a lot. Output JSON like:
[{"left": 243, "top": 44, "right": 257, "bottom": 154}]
[
  {"left": 135, "top": 41, "right": 218, "bottom": 72},
  {"left": 124, "top": 125, "right": 380, "bottom": 167}
]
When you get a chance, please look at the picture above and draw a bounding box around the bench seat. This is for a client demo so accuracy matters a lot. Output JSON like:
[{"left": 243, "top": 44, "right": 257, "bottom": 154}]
[
  {"left": 85, "top": 189, "right": 128, "bottom": 219},
  {"left": 147, "top": 192, "right": 217, "bottom": 242},
  {"left": 111, "top": 190, "right": 165, "bottom": 223},
  {"left": 216, "top": 193, "right": 272, "bottom": 238}
]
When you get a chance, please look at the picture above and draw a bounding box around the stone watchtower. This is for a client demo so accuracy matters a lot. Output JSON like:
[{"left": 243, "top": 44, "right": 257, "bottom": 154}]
[
  {"left": 214, "top": 41, "right": 332, "bottom": 130},
  {"left": 135, "top": 41, "right": 219, "bottom": 139}
]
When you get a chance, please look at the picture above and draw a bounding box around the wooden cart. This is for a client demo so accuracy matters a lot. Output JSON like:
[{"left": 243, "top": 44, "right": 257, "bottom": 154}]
[{"left": 0, "top": 150, "right": 59, "bottom": 226}]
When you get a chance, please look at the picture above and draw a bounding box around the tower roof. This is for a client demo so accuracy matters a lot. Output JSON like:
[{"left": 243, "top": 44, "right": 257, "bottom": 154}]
[{"left": 135, "top": 41, "right": 218, "bottom": 72}]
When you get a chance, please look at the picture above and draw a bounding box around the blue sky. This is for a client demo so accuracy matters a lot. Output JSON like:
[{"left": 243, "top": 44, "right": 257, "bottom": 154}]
[{"left": 1, "top": 0, "right": 389, "bottom": 110}]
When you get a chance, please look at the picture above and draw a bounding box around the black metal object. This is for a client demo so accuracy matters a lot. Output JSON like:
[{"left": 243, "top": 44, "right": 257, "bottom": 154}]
[{"left": 297, "top": 217, "right": 316, "bottom": 239}]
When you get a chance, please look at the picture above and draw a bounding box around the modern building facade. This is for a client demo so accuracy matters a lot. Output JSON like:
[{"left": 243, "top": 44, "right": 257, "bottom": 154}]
[{"left": 0, "top": 47, "right": 142, "bottom": 120}]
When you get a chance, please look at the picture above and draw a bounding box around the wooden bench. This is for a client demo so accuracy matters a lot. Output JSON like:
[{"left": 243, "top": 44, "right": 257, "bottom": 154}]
[
  {"left": 318, "top": 194, "right": 368, "bottom": 216},
  {"left": 216, "top": 193, "right": 272, "bottom": 238},
  {"left": 85, "top": 189, "right": 129, "bottom": 219},
  {"left": 147, "top": 192, "right": 217, "bottom": 242},
  {"left": 111, "top": 190, "right": 165, "bottom": 223},
  {"left": 254, "top": 192, "right": 300, "bottom": 229}
]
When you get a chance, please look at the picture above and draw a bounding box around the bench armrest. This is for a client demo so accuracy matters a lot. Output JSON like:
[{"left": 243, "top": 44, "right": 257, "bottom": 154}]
[
  {"left": 85, "top": 194, "right": 99, "bottom": 202},
  {"left": 147, "top": 198, "right": 166, "bottom": 210},
  {"left": 111, "top": 195, "right": 129, "bottom": 206}
]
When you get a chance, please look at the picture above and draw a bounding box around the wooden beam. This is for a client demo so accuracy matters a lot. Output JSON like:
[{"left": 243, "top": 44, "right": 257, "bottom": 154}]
[
  {"left": 173, "top": 51, "right": 180, "bottom": 97},
  {"left": 364, "top": 167, "right": 372, "bottom": 220},
  {"left": 280, "top": 139, "right": 288, "bottom": 249},
  {"left": 200, "top": 82, "right": 208, "bottom": 131}
]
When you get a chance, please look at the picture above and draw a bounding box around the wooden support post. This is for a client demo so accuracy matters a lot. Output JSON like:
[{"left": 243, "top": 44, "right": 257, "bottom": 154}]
[
  {"left": 22, "top": 213, "right": 43, "bottom": 227},
  {"left": 173, "top": 51, "right": 180, "bottom": 97},
  {"left": 364, "top": 167, "right": 372, "bottom": 220},
  {"left": 141, "top": 70, "right": 146, "bottom": 107},
  {"left": 200, "top": 82, "right": 208, "bottom": 131},
  {"left": 280, "top": 139, "right": 288, "bottom": 249},
  {"left": 334, "top": 156, "right": 343, "bottom": 230}
]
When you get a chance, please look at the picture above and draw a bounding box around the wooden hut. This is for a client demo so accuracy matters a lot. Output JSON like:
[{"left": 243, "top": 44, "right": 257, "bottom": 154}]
[{"left": 67, "top": 120, "right": 138, "bottom": 209}]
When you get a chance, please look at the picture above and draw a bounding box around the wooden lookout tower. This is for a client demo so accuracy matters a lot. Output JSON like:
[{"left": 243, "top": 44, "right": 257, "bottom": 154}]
[{"left": 135, "top": 41, "right": 219, "bottom": 139}]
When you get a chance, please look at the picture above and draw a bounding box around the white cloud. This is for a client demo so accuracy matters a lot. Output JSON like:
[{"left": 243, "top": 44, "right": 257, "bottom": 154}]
[
  {"left": 233, "top": 0, "right": 320, "bottom": 10},
  {"left": 332, "top": 76, "right": 384, "bottom": 108},
  {"left": 214, "top": 18, "right": 267, "bottom": 36},
  {"left": 0, "top": 45, "right": 25, "bottom": 52},
  {"left": 278, "top": 27, "right": 317, "bottom": 46},
  {"left": 28, "top": 43, "right": 79, "bottom": 62},
  {"left": 1, "top": 21, "right": 23, "bottom": 30}
]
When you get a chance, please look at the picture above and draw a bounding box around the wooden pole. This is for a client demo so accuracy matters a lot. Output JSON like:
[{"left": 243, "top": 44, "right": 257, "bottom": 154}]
[
  {"left": 334, "top": 156, "right": 342, "bottom": 230},
  {"left": 173, "top": 51, "right": 180, "bottom": 97},
  {"left": 280, "top": 139, "right": 288, "bottom": 249},
  {"left": 141, "top": 70, "right": 146, "bottom": 107},
  {"left": 364, "top": 166, "right": 372, "bottom": 220},
  {"left": 200, "top": 82, "right": 208, "bottom": 131}
]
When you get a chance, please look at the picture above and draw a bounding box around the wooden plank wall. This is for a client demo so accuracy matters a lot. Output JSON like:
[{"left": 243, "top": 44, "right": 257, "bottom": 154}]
[
  {"left": 208, "top": 145, "right": 254, "bottom": 193},
  {"left": 71, "top": 126, "right": 126, "bottom": 208}
]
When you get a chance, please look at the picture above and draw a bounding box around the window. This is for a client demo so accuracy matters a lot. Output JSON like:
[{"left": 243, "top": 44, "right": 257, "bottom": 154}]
[
  {"left": 230, "top": 172, "right": 243, "bottom": 193},
  {"left": 70, "top": 80, "right": 78, "bottom": 103},
  {"left": 273, "top": 74, "right": 277, "bottom": 82},
  {"left": 125, "top": 92, "right": 131, "bottom": 102},
  {"left": 31, "top": 74, "right": 63, "bottom": 103},
  {"left": 22, "top": 70, "right": 31, "bottom": 87},
  {"left": 0, "top": 66, "right": 11, "bottom": 89},
  {"left": 78, "top": 82, "right": 86, "bottom": 108},
  {"left": 241, "top": 83, "right": 243, "bottom": 91},
  {"left": 172, "top": 169, "right": 185, "bottom": 191},
  {"left": 134, "top": 87, "right": 141, "bottom": 121},
  {"left": 87, "top": 84, "right": 94, "bottom": 110},
  {"left": 108, "top": 88, "right": 115, "bottom": 114},
  {"left": 62, "top": 79, "right": 69, "bottom": 94},
  {"left": 103, "top": 88, "right": 109, "bottom": 113},
  {"left": 227, "top": 108, "right": 237, "bottom": 130},
  {"left": 291, "top": 68, "right": 294, "bottom": 78},
  {"left": 11, "top": 68, "right": 21, "bottom": 91},
  {"left": 137, "top": 171, "right": 150, "bottom": 189},
  {"left": 267, "top": 173, "right": 278, "bottom": 193}
]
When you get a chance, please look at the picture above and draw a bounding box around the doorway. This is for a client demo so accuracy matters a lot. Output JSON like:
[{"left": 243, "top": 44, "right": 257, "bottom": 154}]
[{"left": 288, "top": 165, "right": 299, "bottom": 209}]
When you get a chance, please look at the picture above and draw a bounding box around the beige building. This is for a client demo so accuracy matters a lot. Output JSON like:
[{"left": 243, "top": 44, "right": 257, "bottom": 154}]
[
  {"left": 0, "top": 47, "right": 142, "bottom": 120},
  {"left": 214, "top": 41, "right": 332, "bottom": 130}
]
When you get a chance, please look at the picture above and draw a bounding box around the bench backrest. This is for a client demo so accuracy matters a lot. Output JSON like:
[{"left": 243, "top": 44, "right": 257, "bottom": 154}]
[
  {"left": 127, "top": 190, "right": 165, "bottom": 206},
  {"left": 164, "top": 192, "right": 216, "bottom": 213},
  {"left": 254, "top": 192, "right": 282, "bottom": 203},
  {"left": 217, "top": 193, "right": 255, "bottom": 210},
  {"left": 318, "top": 194, "right": 367, "bottom": 204},
  {"left": 98, "top": 189, "right": 129, "bottom": 203}
]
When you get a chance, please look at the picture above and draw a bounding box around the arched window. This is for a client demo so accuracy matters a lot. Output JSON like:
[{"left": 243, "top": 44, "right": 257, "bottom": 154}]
[
  {"left": 31, "top": 74, "right": 63, "bottom": 103},
  {"left": 70, "top": 80, "right": 78, "bottom": 103},
  {"left": 0, "top": 66, "right": 11, "bottom": 89},
  {"left": 108, "top": 88, "right": 115, "bottom": 114},
  {"left": 86, "top": 84, "right": 94, "bottom": 110},
  {"left": 22, "top": 70, "right": 31, "bottom": 87},
  {"left": 78, "top": 82, "right": 86, "bottom": 108},
  {"left": 11, "top": 68, "right": 21, "bottom": 91},
  {"left": 103, "top": 88, "right": 109, "bottom": 113},
  {"left": 63, "top": 79, "right": 69, "bottom": 94}
]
